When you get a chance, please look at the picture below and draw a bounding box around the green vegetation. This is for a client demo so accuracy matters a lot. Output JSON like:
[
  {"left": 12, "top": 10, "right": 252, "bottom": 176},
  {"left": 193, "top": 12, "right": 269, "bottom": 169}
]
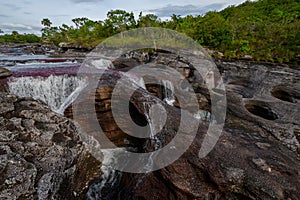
[
  {"left": 1, "top": 0, "right": 299, "bottom": 62},
  {"left": 0, "top": 31, "right": 40, "bottom": 43}
]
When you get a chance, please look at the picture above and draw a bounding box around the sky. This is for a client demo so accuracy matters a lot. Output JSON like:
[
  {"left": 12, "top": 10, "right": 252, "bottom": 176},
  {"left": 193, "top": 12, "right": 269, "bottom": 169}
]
[{"left": 0, "top": 0, "right": 249, "bottom": 35}]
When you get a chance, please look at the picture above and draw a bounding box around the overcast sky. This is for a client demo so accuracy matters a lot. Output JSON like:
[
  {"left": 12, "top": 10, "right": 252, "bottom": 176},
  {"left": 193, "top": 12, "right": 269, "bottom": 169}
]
[{"left": 0, "top": 0, "right": 248, "bottom": 35}]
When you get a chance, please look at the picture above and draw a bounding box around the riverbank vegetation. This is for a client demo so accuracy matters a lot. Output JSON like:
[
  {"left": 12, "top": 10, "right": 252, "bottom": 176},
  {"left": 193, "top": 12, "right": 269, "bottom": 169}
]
[
  {"left": 0, "top": 0, "right": 299, "bottom": 63},
  {"left": 0, "top": 31, "right": 40, "bottom": 44}
]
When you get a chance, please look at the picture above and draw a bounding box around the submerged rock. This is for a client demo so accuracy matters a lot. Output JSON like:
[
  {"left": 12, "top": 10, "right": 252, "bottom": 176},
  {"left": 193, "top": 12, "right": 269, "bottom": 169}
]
[{"left": 0, "top": 92, "right": 101, "bottom": 199}]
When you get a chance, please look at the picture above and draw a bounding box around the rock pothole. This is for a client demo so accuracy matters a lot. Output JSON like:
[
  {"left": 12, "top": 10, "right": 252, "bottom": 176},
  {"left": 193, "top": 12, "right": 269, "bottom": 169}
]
[
  {"left": 245, "top": 101, "right": 278, "bottom": 120},
  {"left": 271, "top": 86, "right": 300, "bottom": 103}
]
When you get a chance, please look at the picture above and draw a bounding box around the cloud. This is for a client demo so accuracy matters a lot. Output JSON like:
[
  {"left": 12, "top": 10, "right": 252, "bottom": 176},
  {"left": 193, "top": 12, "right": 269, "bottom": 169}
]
[
  {"left": 0, "top": 23, "right": 41, "bottom": 33},
  {"left": 23, "top": 1, "right": 32, "bottom": 4},
  {"left": 2, "top": 3, "right": 22, "bottom": 10},
  {"left": 49, "top": 14, "right": 70, "bottom": 18},
  {"left": 69, "top": 0, "right": 103, "bottom": 4},
  {"left": 147, "top": 3, "right": 226, "bottom": 17},
  {"left": 0, "top": 14, "right": 10, "bottom": 18}
]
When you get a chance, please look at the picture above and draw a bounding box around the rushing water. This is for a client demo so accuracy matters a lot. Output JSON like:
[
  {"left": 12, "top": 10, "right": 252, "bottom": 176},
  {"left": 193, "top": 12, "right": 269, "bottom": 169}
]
[
  {"left": 0, "top": 53, "right": 48, "bottom": 61},
  {"left": 8, "top": 75, "right": 87, "bottom": 114},
  {"left": 87, "top": 102, "right": 165, "bottom": 199},
  {"left": 87, "top": 148, "right": 127, "bottom": 200}
]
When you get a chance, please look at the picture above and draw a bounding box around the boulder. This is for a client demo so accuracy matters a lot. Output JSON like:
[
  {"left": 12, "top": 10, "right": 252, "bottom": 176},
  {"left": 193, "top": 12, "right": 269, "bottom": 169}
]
[{"left": 58, "top": 42, "right": 91, "bottom": 54}]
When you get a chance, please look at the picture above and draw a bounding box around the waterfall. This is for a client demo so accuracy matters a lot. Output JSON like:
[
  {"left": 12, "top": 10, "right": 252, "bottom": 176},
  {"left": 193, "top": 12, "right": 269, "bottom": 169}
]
[
  {"left": 129, "top": 76, "right": 146, "bottom": 90},
  {"left": 161, "top": 80, "right": 175, "bottom": 106},
  {"left": 8, "top": 75, "right": 87, "bottom": 114},
  {"left": 121, "top": 72, "right": 146, "bottom": 89},
  {"left": 87, "top": 148, "right": 128, "bottom": 200},
  {"left": 194, "top": 109, "right": 211, "bottom": 121},
  {"left": 137, "top": 77, "right": 146, "bottom": 90},
  {"left": 142, "top": 102, "right": 164, "bottom": 172},
  {"left": 56, "top": 81, "right": 88, "bottom": 115},
  {"left": 91, "top": 59, "right": 114, "bottom": 69}
]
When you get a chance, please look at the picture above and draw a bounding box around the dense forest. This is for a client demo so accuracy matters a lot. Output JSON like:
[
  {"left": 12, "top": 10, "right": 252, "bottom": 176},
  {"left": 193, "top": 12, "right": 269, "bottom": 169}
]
[{"left": 0, "top": 0, "right": 299, "bottom": 62}]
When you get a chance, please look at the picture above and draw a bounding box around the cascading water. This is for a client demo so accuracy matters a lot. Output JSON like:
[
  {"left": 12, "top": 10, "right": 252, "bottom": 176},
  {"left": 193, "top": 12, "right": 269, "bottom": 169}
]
[
  {"left": 137, "top": 77, "right": 146, "bottom": 90},
  {"left": 87, "top": 148, "right": 128, "bottom": 200},
  {"left": 121, "top": 72, "right": 146, "bottom": 90},
  {"left": 161, "top": 80, "right": 175, "bottom": 106},
  {"left": 142, "top": 102, "right": 164, "bottom": 172},
  {"left": 56, "top": 81, "right": 88, "bottom": 114},
  {"left": 91, "top": 59, "right": 114, "bottom": 70},
  {"left": 7, "top": 75, "right": 87, "bottom": 114},
  {"left": 194, "top": 109, "right": 211, "bottom": 121},
  {"left": 87, "top": 102, "right": 164, "bottom": 199}
]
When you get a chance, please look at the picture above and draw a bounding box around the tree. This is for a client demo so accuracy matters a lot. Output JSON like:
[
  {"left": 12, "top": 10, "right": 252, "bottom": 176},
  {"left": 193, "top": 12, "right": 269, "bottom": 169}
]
[
  {"left": 137, "top": 12, "right": 160, "bottom": 27},
  {"left": 12, "top": 31, "right": 19, "bottom": 40},
  {"left": 34, "top": 0, "right": 299, "bottom": 62},
  {"left": 41, "top": 18, "right": 54, "bottom": 41},
  {"left": 196, "top": 12, "right": 233, "bottom": 48},
  {"left": 105, "top": 9, "right": 136, "bottom": 34},
  {"left": 72, "top": 17, "right": 90, "bottom": 29},
  {"left": 41, "top": 18, "right": 52, "bottom": 27}
]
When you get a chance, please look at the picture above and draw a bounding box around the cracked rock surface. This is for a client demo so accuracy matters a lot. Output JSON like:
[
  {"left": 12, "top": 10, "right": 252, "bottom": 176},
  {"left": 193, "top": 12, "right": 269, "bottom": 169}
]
[{"left": 0, "top": 92, "right": 101, "bottom": 199}]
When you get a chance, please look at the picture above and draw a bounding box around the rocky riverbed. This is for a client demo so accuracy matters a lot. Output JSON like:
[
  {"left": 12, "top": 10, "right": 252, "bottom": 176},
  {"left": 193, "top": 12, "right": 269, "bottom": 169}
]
[
  {"left": 65, "top": 50, "right": 300, "bottom": 199},
  {"left": 0, "top": 45, "right": 299, "bottom": 199}
]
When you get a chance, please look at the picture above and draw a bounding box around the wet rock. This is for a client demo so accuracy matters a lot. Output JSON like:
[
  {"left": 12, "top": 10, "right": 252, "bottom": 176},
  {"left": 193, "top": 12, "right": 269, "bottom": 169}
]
[
  {"left": 225, "top": 167, "right": 245, "bottom": 186},
  {"left": 0, "top": 43, "right": 58, "bottom": 55},
  {"left": 64, "top": 71, "right": 182, "bottom": 149},
  {"left": 220, "top": 60, "right": 300, "bottom": 152},
  {"left": 62, "top": 50, "right": 300, "bottom": 199},
  {"left": 83, "top": 52, "right": 299, "bottom": 199},
  {"left": 0, "top": 93, "right": 16, "bottom": 114},
  {"left": 0, "top": 83, "right": 6, "bottom": 92},
  {"left": 0, "top": 92, "right": 101, "bottom": 199},
  {"left": 255, "top": 142, "right": 271, "bottom": 150},
  {"left": 0, "top": 67, "right": 12, "bottom": 79},
  {"left": 252, "top": 158, "right": 272, "bottom": 172},
  {"left": 0, "top": 67, "right": 11, "bottom": 92}
]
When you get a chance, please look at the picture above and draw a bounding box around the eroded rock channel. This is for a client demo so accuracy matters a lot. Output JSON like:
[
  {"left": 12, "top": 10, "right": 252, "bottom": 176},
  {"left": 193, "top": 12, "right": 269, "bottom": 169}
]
[{"left": 0, "top": 49, "right": 299, "bottom": 199}]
